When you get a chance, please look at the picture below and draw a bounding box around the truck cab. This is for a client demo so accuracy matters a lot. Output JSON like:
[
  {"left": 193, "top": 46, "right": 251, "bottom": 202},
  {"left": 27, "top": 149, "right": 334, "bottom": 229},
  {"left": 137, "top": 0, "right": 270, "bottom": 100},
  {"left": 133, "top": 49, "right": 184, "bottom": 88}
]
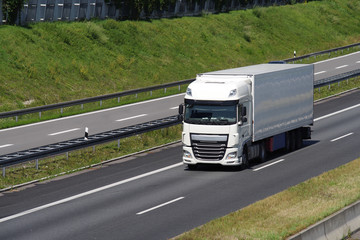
[{"left": 180, "top": 75, "right": 252, "bottom": 168}]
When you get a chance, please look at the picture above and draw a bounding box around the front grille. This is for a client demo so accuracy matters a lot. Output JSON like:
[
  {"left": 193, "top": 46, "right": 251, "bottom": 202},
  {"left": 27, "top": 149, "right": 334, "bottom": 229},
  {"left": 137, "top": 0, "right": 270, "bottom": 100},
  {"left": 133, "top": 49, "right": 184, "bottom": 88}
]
[{"left": 191, "top": 134, "right": 228, "bottom": 161}]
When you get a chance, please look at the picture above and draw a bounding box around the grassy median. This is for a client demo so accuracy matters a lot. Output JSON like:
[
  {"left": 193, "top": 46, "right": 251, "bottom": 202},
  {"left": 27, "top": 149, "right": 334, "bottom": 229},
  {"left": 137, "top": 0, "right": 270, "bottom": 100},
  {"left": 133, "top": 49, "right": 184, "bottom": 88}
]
[{"left": 0, "top": 125, "right": 182, "bottom": 189}]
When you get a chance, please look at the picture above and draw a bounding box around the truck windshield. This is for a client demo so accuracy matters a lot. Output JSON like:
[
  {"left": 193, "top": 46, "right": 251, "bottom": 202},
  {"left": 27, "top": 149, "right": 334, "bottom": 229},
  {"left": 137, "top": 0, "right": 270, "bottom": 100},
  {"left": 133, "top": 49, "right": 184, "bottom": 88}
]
[{"left": 184, "top": 100, "right": 237, "bottom": 125}]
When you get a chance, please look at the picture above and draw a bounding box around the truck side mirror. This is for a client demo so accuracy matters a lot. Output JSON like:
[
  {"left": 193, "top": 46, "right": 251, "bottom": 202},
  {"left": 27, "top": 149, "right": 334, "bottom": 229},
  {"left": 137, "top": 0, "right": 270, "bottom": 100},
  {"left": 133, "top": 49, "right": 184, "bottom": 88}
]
[
  {"left": 178, "top": 104, "right": 184, "bottom": 115},
  {"left": 178, "top": 104, "right": 184, "bottom": 121}
]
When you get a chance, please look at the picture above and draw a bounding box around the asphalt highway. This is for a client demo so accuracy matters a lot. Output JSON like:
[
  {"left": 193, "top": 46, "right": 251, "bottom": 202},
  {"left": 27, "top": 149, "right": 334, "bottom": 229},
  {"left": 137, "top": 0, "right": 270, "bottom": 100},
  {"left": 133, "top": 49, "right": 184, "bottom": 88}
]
[
  {"left": 0, "top": 51, "right": 359, "bottom": 156},
  {"left": 0, "top": 89, "right": 359, "bottom": 240}
]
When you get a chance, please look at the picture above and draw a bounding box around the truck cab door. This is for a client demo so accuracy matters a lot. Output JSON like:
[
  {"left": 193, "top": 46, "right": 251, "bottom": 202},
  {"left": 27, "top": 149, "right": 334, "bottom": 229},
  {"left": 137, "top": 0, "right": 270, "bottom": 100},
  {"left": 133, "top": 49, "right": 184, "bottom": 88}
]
[{"left": 238, "top": 102, "right": 250, "bottom": 140}]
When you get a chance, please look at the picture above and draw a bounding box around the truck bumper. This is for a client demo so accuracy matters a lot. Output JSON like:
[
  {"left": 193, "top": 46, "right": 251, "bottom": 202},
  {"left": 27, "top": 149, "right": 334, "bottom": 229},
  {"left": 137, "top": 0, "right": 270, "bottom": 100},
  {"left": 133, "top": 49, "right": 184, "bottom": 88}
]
[{"left": 182, "top": 146, "right": 242, "bottom": 166}]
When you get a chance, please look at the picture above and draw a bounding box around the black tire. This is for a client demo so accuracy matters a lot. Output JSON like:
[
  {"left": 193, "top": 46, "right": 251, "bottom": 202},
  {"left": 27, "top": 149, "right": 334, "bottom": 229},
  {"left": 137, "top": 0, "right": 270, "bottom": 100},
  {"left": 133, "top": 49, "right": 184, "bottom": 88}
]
[
  {"left": 290, "top": 130, "right": 296, "bottom": 151},
  {"left": 285, "top": 131, "right": 291, "bottom": 152},
  {"left": 294, "top": 128, "right": 303, "bottom": 150},
  {"left": 187, "top": 164, "right": 197, "bottom": 170},
  {"left": 259, "top": 141, "right": 267, "bottom": 163},
  {"left": 241, "top": 146, "right": 249, "bottom": 169}
]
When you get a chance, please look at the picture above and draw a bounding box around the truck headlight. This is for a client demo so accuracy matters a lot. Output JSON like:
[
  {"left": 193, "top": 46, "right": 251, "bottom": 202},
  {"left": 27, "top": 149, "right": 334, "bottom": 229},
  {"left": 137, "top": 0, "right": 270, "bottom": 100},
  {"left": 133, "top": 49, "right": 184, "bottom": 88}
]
[
  {"left": 183, "top": 150, "right": 192, "bottom": 158},
  {"left": 226, "top": 152, "right": 237, "bottom": 160}
]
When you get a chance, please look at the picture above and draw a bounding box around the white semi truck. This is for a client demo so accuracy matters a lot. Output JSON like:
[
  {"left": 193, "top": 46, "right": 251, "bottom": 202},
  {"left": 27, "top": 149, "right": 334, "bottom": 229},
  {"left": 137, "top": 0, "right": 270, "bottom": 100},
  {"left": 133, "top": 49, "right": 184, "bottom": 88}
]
[{"left": 178, "top": 63, "right": 314, "bottom": 169}]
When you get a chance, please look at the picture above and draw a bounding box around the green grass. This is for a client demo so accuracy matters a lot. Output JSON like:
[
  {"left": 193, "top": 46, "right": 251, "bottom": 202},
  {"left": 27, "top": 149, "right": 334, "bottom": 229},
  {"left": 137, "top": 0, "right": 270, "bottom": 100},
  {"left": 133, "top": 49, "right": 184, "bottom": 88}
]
[
  {"left": 314, "top": 77, "right": 360, "bottom": 101},
  {"left": 0, "top": 0, "right": 359, "bottom": 113}
]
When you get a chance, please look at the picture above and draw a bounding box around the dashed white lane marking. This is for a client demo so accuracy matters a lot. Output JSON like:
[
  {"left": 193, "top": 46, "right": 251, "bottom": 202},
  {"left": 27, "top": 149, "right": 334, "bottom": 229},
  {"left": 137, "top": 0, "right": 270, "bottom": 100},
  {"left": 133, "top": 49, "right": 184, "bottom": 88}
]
[
  {"left": 253, "top": 159, "right": 285, "bottom": 172},
  {"left": 335, "top": 65, "right": 348, "bottom": 69},
  {"left": 0, "top": 93, "right": 185, "bottom": 133},
  {"left": 116, "top": 114, "right": 147, "bottom": 122},
  {"left": 136, "top": 197, "right": 185, "bottom": 215},
  {"left": 314, "top": 71, "right": 326, "bottom": 75},
  {"left": 0, "top": 144, "right": 13, "bottom": 149},
  {"left": 314, "top": 104, "right": 360, "bottom": 122},
  {"left": 0, "top": 162, "right": 183, "bottom": 223},
  {"left": 170, "top": 106, "right": 179, "bottom": 110},
  {"left": 331, "top": 132, "right": 354, "bottom": 142},
  {"left": 48, "top": 128, "right": 80, "bottom": 136}
]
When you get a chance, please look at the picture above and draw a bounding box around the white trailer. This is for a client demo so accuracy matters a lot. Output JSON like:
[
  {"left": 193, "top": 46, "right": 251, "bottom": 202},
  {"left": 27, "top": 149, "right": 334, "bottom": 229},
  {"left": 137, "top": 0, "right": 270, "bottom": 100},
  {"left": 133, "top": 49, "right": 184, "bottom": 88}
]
[{"left": 179, "top": 63, "right": 314, "bottom": 169}]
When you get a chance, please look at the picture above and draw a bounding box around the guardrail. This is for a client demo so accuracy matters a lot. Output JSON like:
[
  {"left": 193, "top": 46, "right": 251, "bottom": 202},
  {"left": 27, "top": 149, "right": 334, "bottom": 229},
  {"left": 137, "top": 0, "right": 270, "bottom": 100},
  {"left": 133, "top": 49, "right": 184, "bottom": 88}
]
[
  {"left": 0, "top": 42, "right": 359, "bottom": 121},
  {"left": 314, "top": 69, "right": 360, "bottom": 88},
  {"left": 1, "top": 69, "right": 359, "bottom": 176},
  {"left": 0, "top": 79, "right": 194, "bottom": 120},
  {"left": 0, "top": 115, "right": 180, "bottom": 176},
  {"left": 284, "top": 42, "right": 360, "bottom": 63}
]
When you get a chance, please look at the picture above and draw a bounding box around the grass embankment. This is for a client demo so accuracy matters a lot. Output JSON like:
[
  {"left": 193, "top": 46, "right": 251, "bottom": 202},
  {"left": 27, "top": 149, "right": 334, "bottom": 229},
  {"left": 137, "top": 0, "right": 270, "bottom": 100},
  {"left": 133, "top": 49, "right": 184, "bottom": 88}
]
[
  {"left": 0, "top": 0, "right": 360, "bottom": 114},
  {"left": 175, "top": 157, "right": 360, "bottom": 239}
]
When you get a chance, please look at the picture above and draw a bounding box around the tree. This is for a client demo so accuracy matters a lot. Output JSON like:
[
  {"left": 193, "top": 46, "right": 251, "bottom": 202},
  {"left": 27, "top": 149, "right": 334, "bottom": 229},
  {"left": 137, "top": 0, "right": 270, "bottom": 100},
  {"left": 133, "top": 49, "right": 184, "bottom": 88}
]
[{"left": 2, "top": 0, "right": 26, "bottom": 24}]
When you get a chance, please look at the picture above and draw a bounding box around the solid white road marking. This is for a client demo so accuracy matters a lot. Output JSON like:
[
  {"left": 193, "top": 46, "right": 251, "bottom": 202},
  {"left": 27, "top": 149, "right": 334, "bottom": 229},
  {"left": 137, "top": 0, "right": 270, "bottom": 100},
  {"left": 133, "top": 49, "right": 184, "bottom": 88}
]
[
  {"left": 331, "top": 132, "right": 354, "bottom": 142},
  {"left": 0, "top": 162, "right": 183, "bottom": 223},
  {"left": 356, "top": 61, "right": 360, "bottom": 64},
  {"left": 314, "top": 103, "right": 360, "bottom": 122},
  {"left": 48, "top": 128, "right": 80, "bottom": 136},
  {"left": 314, "top": 71, "right": 326, "bottom": 75},
  {"left": 335, "top": 65, "right": 348, "bottom": 69},
  {"left": 0, "top": 144, "right": 13, "bottom": 149},
  {"left": 136, "top": 197, "right": 185, "bottom": 215},
  {"left": 253, "top": 159, "right": 285, "bottom": 172},
  {"left": 116, "top": 114, "right": 147, "bottom": 122}
]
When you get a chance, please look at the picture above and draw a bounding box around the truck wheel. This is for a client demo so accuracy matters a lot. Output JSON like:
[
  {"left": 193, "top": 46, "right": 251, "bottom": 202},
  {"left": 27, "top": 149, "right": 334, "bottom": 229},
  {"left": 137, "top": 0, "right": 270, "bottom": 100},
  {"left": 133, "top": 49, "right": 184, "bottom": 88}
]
[
  {"left": 241, "top": 147, "right": 249, "bottom": 169},
  {"left": 285, "top": 131, "right": 291, "bottom": 152},
  {"left": 295, "top": 128, "right": 303, "bottom": 150},
  {"left": 259, "top": 141, "right": 267, "bottom": 163}
]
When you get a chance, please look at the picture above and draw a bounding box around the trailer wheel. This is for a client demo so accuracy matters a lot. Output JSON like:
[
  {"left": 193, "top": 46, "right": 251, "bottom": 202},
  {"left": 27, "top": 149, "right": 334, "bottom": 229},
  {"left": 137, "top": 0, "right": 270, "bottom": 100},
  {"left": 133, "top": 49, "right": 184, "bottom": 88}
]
[
  {"left": 259, "top": 141, "right": 267, "bottom": 163},
  {"left": 285, "top": 131, "right": 291, "bottom": 152}
]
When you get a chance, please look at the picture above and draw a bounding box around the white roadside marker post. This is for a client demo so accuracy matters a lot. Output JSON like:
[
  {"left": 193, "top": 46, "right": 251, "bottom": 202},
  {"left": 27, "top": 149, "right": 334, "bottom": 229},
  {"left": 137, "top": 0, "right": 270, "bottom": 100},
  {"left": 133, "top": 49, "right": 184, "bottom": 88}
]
[{"left": 84, "top": 127, "right": 89, "bottom": 140}]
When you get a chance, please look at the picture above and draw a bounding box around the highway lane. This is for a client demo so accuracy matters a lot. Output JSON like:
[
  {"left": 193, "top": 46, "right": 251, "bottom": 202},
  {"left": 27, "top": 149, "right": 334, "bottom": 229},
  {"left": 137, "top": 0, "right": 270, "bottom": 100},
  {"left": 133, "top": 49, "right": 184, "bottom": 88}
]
[
  {"left": 0, "top": 90, "right": 359, "bottom": 240},
  {"left": 0, "top": 51, "right": 359, "bottom": 156},
  {"left": 313, "top": 51, "right": 360, "bottom": 81},
  {"left": 0, "top": 94, "right": 183, "bottom": 155}
]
